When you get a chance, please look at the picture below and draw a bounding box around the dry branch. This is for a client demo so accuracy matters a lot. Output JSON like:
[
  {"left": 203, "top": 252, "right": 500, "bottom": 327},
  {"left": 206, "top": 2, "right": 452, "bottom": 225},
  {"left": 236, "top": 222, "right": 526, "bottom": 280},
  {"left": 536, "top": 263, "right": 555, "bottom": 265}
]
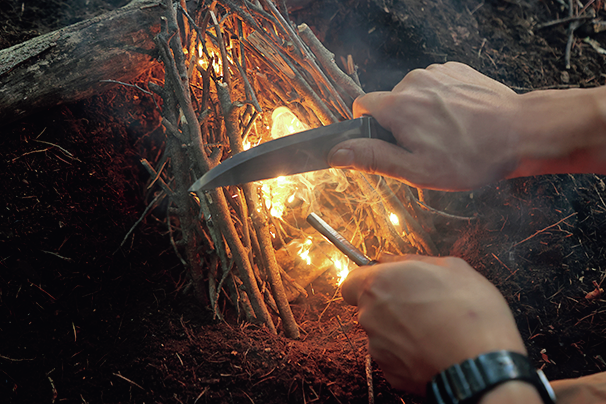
[{"left": 0, "top": 0, "right": 164, "bottom": 124}]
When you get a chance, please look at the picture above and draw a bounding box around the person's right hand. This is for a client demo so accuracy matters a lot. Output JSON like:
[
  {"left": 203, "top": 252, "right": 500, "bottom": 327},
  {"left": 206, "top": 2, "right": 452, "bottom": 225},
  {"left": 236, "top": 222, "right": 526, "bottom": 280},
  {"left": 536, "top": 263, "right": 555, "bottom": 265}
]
[
  {"left": 341, "top": 254, "right": 527, "bottom": 395},
  {"left": 328, "top": 62, "right": 522, "bottom": 190}
]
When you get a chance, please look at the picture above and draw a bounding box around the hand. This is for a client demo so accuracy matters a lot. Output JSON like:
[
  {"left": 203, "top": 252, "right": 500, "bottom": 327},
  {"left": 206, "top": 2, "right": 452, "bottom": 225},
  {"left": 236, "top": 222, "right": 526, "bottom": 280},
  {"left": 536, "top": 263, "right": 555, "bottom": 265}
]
[
  {"left": 551, "top": 372, "right": 606, "bottom": 404},
  {"left": 328, "top": 62, "right": 522, "bottom": 190},
  {"left": 341, "top": 255, "right": 526, "bottom": 395}
]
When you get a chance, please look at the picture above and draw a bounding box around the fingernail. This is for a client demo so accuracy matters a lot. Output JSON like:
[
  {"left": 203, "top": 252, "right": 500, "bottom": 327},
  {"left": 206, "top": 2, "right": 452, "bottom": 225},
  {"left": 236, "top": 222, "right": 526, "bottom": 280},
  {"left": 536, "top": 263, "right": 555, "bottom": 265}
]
[{"left": 329, "top": 148, "right": 354, "bottom": 167}]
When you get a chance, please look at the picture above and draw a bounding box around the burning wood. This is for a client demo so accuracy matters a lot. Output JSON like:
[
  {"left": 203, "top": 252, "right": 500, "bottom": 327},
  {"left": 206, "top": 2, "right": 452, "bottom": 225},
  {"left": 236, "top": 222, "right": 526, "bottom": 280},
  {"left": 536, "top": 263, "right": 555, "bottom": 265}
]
[{"left": 128, "top": 0, "right": 438, "bottom": 339}]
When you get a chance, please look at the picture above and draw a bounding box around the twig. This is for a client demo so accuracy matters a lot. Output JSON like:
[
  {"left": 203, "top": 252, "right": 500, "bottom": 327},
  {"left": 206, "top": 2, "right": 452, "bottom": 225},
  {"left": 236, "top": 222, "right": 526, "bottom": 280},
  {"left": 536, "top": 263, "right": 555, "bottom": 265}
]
[
  {"left": 336, "top": 315, "right": 359, "bottom": 364},
  {"left": 99, "top": 79, "right": 160, "bottom": 110},
  {"left": 298, "top": 24, "right": 364, "bottom": 100},
  {"left": 210, "top": 10, "right": 231, "bottom": 87},
  {"left": 536, "top": 14, "right": 591, "bottom": 29},
  {"left": 41, "top": 250, "right": 74, "bottom": 262},
  {"left": 115, "top": 191, "right": 165, "bottom": 253},
  {"left": 113, "top": 372, "right": 145, "bottom": 391},
  {"left": 141, "top": 159, "right": 174, "bottom": 197},
  {"left": 30, "top": 282, "right": 56, "bottom": 301},
  {"left": 11, "top": 147, "right": 51, "bottom": 162},
  {"left": 512, "top": 212, "right": 577, "bottom": 247},
  {"left": 365, "top": 354, "right": 374, "bottom": 404},
  {"left": 412, "top": 195, "right": 477, "bottom": 221},
  {"left": 47, "top": 371, "right": 57, "bottom": 404},
  {"left": 32, "top": 139, "right": 80, "bottom": 161},
  {"left": 235, "top": 57, "right": 262, "bottom": 113},
  {"left": 0, "top": 354, "right": 34, "bottom": 361},
  {"left": 146, "top": 157, "right": 168, "bottom": 190},
  {"left": 565, "top": 20, "right": 582, "bottom": 69}
]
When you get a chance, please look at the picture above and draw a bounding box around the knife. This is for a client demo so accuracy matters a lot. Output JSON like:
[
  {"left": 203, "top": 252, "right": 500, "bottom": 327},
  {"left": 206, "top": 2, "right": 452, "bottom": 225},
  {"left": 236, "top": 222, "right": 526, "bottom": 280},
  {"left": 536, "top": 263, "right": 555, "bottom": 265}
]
[{"left": 189, "top": 116, "right": 397, "bottom": 192}]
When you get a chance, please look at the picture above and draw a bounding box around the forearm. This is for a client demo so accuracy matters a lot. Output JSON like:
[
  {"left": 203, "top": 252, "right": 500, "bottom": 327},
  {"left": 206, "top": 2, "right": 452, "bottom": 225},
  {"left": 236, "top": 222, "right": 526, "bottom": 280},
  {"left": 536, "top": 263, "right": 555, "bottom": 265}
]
[
  {"left": 511, "top": 86, "right": 606, "bottom": 177},
  {"left": 551, "top": 372, "right": 606, "bottom": 404},
  {"left": 478, "top": 371, "right": 606, "bottom": 404}
]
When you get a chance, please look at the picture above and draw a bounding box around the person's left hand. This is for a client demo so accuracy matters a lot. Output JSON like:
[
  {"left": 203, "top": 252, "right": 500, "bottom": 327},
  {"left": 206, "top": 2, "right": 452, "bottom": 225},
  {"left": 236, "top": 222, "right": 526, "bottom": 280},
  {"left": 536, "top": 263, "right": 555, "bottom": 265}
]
[{"left": 341, "top": 255, "right": 526, "bottom": 395}]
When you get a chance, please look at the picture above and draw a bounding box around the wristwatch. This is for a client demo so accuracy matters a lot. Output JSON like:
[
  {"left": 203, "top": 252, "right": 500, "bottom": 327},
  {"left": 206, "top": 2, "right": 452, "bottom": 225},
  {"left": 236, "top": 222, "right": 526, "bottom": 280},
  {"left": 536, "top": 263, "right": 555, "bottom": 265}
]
[{"left": 426, "top": 350, "right": 557, "bottom": 404}]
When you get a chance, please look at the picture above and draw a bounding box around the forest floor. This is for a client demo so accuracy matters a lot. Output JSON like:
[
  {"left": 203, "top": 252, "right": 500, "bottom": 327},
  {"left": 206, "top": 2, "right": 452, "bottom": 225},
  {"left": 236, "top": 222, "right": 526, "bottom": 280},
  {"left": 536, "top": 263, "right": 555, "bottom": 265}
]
[{"left": 2, "top": 0, "right": 606, "bottom": 403}]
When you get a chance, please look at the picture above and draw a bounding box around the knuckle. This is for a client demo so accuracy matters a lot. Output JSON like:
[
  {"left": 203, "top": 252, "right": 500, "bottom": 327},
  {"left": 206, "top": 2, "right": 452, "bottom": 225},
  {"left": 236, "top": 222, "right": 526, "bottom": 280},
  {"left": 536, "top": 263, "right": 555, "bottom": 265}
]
[{"left": 403, "top": 68, "right": 428, "bottom": 82}]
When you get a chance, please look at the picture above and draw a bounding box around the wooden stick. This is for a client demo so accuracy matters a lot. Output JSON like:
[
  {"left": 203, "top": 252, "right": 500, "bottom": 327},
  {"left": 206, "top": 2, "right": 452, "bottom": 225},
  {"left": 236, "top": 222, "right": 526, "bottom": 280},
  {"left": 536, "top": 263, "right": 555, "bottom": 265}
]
[
  {"left": 0, "top": 0, "right": 164, "bottom": 125},
  {"left": 298, "top": 23, "right": 364, "bottom": 101},
  {"left": 216, "top": 73, "right": 300, "bottom": 338},
  {"left": 365, "top": 354, "right": 374, "bottom": 404},
  {"left": 157, "top": 0, "right": 276, "bottom": 332}
]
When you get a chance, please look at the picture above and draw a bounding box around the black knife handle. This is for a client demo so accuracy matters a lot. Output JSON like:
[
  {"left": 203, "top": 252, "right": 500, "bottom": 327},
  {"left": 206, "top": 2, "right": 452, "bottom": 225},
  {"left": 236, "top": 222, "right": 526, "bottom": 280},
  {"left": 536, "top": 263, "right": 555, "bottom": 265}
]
[{"left": 366, "top": 116, "right": 398, "bottom": 145}]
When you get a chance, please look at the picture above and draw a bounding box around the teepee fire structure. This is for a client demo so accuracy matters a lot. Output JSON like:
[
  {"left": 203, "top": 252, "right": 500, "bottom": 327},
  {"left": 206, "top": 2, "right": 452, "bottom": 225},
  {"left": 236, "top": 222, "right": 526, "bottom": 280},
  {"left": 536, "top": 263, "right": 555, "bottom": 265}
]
[{"left": 140, "top": 0, "right": 440, "bottom": 339}]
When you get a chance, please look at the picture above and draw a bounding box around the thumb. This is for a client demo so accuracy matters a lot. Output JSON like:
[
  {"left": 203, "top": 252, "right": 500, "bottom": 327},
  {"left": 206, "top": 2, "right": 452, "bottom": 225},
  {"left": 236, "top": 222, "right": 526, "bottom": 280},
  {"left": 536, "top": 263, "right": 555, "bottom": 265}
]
[{"left": 328, "top": 138, "right": 424, "bottom": 183}]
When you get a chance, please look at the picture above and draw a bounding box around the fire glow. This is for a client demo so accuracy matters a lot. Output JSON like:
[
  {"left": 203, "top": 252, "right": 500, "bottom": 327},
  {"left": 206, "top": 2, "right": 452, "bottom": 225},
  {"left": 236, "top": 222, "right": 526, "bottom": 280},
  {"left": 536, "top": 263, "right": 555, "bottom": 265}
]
[
  {"left": 259, "top": 107, "right": 307, "bottom": 219},
  {"left": 334, "top": 256, "right": 350, "bottom": 286},
  {"left": 260, "top": 106, "right": 355, "bottom": 286}
]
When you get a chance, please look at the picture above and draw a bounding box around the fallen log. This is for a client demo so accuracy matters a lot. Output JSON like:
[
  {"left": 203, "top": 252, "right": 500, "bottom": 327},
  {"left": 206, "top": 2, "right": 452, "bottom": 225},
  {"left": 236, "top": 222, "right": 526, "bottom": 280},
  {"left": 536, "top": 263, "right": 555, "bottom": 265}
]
[{"left": 0, "top": 0, "right": 164, "bottom": 125}]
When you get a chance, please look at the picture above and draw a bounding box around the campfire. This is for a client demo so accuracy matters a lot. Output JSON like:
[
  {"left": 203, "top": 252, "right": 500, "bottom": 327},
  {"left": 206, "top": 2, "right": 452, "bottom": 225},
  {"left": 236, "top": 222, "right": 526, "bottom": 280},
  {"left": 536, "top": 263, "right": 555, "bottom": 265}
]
[
  {"left": 5, "top": 0, "right": 606, "bottom": 402},
  {"left": 131, "top": 0, "right": 440, "bottom": 339}
]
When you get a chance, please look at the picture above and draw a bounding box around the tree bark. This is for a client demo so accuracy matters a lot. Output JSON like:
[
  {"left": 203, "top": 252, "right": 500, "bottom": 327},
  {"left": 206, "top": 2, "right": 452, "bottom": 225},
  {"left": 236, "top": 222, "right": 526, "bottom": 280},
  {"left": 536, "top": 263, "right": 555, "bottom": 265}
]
[{"left": 0, "top": 0, "right": 164, "bottom": 125}]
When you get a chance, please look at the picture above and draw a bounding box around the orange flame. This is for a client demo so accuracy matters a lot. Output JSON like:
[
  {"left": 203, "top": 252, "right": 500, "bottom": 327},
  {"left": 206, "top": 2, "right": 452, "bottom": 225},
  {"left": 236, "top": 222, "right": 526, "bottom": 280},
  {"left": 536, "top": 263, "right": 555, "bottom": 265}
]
[{"left": 334, "top": 256, "right": 350, "bottom": 286}]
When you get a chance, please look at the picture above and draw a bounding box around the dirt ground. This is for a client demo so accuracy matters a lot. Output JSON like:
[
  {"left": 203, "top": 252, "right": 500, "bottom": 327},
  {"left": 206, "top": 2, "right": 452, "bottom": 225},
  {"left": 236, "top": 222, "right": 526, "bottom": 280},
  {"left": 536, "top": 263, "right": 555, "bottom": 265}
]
[{"left": 2, "top": 0, "right": 606, "bottom": 403}]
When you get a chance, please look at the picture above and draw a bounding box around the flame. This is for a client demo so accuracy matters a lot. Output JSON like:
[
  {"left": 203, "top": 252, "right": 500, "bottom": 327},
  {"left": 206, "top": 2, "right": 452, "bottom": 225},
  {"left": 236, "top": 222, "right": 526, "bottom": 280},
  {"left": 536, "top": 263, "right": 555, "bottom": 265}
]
[
  {"left": 334, "top": 256, "right": 350, "bottom": 286},
  {"left": 261, "top": 176, "right": 296, "bottom": 218},
  {"left": 261, "top": 107, "right": 358, "bottom": 284},
  {"left": 389, "top": 212, "right": 399, "bottom": 226},
  {"left": 197, "top": 42, "right": 223, "bottom": 76},
  {"left": 298, "top": 238, "right": 313, "bottom": 265},
  {"left": 270, "top": 106, "right": 308, "bottom": 139},
  {"left": 259, "top": 108, "right": 309, "bottom": 219}
]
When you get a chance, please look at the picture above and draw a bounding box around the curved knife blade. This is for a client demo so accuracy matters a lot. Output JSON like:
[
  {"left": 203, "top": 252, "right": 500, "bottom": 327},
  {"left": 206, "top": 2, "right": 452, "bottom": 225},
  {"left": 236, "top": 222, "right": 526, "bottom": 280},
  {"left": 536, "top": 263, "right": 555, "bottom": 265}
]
[{"left": 189, "top": 116, "right": 396, "bottom": 192}]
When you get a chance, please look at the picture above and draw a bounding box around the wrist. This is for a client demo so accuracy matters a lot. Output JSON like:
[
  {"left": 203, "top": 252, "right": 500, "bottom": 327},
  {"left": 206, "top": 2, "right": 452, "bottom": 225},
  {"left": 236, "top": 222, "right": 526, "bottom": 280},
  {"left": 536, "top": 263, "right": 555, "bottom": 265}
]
[
  {"left": 511, "top": 87, "right": 606, "bottom": 177},
  {"left": 479, "top": 380, "right": 544, "bottom": 404},
  {"left": 426, "top": 351, "right": 556, "bottom": 404}
]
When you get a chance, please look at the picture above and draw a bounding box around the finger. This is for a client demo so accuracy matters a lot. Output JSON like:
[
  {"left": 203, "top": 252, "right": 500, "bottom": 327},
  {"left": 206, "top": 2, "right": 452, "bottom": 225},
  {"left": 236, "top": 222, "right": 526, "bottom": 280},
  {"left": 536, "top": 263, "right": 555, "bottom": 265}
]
[
  {"left": 327, "top": 138, "right": 432, "bottom": 188},
  {"left": 377, "top": 253, "right": 423, "bottom": 263},
  {"left": 352, "top": 91, "right": 392, "bottom": 119},
  {"left": 340, "top": 265, "right": 376, "bottom": 306}
]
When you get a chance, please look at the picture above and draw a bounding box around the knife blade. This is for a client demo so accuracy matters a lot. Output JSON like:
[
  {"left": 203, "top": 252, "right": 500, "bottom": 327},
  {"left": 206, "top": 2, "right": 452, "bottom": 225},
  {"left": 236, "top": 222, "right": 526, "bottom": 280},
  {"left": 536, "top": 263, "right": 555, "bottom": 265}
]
[{"left": 189, "top": 116, "right": 396, "bottom": 192}]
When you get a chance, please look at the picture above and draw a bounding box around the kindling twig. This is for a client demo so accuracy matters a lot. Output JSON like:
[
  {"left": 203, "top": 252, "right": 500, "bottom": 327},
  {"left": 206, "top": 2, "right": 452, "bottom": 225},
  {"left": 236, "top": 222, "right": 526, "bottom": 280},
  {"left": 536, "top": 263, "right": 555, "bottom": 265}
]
[
  {"left": 413, "top": 197, "right": 477, "bottom": 221},
  {"left": 335, "top": 315, "right": 358, "bottom": 362},
  {"left": 365, "top": 354, "right": 374, "bottom": 404},
  {"left": 298, "top": 24, "right": 364, "bottom": 100},
  {"left": 116, "top": 191, "right": 165, "bottom": 252},
  {"left": 512, "top": 212, "right": 578, "bottom": 248},
  {"left": 99, "top": 79, "right": 160, "bottom": 110},
  {"left": 113, "top": 372, "right": 145, "bottom": 391}
]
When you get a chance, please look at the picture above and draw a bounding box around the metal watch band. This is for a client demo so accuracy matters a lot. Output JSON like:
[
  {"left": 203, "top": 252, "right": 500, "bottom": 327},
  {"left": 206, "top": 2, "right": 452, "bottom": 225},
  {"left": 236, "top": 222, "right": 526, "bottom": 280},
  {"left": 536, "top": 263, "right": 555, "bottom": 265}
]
[{"left": 426, "top": 350, "right": 557, "bottom": 404}]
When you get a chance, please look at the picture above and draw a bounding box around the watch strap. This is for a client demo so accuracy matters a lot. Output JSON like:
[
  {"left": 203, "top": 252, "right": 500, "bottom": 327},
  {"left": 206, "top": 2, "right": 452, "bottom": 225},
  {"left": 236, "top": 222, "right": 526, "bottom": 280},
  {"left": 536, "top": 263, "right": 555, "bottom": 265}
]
[{"left": 426, "top": 350, "right": 557, "bottom": 404}]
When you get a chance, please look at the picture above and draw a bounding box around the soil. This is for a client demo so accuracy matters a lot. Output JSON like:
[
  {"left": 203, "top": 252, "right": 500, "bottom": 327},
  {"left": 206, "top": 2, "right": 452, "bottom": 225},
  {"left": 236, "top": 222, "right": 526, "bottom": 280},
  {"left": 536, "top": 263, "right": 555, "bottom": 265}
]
[{"left": 2, "top": 1, "right": 606, "bottom": 403}]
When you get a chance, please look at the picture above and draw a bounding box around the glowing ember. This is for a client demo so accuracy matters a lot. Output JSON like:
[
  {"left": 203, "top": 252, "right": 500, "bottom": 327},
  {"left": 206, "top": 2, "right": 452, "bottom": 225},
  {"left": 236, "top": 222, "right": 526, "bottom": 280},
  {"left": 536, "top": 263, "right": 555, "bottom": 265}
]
[{"left": 389, "top": 212, "right": 399, "bottom": 226}]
